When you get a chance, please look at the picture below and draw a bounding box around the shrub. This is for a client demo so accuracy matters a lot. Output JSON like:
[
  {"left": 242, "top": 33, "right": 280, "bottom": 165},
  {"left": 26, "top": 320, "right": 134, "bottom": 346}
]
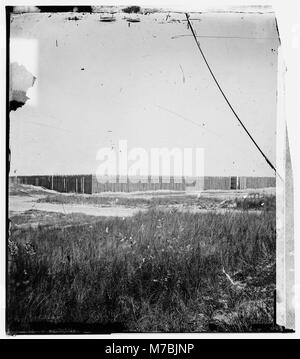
[{"left": 122, "top": 6, "right": 141, "bottom": 14}]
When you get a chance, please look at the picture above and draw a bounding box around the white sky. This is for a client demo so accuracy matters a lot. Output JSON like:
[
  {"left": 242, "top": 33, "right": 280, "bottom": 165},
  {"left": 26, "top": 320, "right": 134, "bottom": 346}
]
[{"left": 9, "top": 10, "right": 279, "bottom": 176}]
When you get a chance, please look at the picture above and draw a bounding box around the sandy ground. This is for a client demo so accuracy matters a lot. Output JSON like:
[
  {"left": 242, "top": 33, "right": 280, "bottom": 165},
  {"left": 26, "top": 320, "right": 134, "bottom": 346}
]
[
  {"left": 8, "top": 183, "right": 275, "bottom": 218},
  {"left": 9, "top": 195, "right": 145, "bottom": 217},
  {"left": 77, "top": 187, "right": 275, "bottom": 200}
]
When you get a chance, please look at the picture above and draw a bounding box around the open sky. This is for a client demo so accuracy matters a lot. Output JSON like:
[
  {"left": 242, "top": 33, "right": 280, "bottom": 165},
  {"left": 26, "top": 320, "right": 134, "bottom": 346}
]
[{"left": 9, "top": 9, "right": 279, "bottom": 176}]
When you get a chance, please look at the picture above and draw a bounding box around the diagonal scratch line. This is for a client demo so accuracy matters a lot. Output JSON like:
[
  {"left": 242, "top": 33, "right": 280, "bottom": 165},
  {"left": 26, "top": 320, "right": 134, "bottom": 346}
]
[
  {"left": 179, "top": 64, "right": 185, "bottom": 83},
  {"left": 155, "top": 104, "right": 256, "bottom": 162},
  {"left": 156, "top": 104, "right": 201, "bottom": 128},
  {"left": 171, "top": 34, "right": 277, "bottom": 40},
  {"left": 23, "top": 120, "right": 70, "bottom": 133},
  {"left": 185, "top": 13, "right": 281, "bottom": 180}
]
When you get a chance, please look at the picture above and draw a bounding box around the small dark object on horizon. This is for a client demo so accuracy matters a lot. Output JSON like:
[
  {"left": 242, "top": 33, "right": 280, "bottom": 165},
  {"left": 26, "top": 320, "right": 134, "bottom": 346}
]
[
  {"left": 126, "top": 18, "right": 141, "bottom": 23},
  {"left": 122, "top": 6, "right": 141, "bottom": 14},
  {"left": 66, "top": 16, "right": 81, "bottom": 21},
  {"left": 99, "top": 15, "right": 116, "bottom": 22}
]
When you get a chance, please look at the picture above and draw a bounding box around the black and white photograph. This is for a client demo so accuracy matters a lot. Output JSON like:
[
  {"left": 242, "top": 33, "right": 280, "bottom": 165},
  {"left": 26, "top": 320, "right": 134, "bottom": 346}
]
[{"left": 2, "top": 1, "right": 299, "bottom": 338}]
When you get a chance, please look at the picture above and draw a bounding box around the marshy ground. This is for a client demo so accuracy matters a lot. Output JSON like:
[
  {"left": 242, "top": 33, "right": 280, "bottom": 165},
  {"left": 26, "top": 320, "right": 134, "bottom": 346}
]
[{"left": 7, "top": 183, "right": 276, "bottom": 333}]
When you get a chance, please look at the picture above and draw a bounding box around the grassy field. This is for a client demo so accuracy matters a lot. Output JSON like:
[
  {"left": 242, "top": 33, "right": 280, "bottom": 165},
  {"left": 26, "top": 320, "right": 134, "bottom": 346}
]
[
  {"left": 37, "top": 192, "right": 221, "bottom": 208},
  {"left": 7, "top": 203, "right": 276, "bottom": 333},
  {"left": 37, "top": 191, "right": 275, "bottom": 211}
]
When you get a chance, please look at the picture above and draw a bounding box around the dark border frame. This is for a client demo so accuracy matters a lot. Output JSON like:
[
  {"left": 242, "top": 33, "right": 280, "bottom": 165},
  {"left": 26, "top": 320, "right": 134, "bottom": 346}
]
[{"left": 5, "top": 5, "right": 293, "bottom": 335}]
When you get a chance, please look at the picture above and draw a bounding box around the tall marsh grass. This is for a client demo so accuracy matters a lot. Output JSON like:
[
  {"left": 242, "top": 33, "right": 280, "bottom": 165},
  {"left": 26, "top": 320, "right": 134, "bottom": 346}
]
[{"left": 7, "top": 209, "right": 276, "bottom": 333}]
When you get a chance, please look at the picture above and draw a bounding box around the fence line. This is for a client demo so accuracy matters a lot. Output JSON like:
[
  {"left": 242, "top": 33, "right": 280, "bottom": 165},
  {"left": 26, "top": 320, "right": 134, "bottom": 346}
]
[{"left": 9, "top": 175, "right": 276, "bottom": 194}]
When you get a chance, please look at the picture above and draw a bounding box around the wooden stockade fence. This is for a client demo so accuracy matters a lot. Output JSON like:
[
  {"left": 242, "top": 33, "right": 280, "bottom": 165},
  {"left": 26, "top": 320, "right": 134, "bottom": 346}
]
[
  {"left": 9, "top": 175, "right": 276, "bottom": 194},
  {"left": 11, "top": 175, "right": 93, "bottom": 194},
  {"left": 91, "top": 175, "right": 187, "bottom": 193}
]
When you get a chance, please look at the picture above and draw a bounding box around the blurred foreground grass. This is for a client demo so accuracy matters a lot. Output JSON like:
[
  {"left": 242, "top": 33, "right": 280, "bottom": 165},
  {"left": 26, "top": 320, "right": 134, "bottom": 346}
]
[{"left": 7, "top": 206, "right": 276, "bottom": 333}]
